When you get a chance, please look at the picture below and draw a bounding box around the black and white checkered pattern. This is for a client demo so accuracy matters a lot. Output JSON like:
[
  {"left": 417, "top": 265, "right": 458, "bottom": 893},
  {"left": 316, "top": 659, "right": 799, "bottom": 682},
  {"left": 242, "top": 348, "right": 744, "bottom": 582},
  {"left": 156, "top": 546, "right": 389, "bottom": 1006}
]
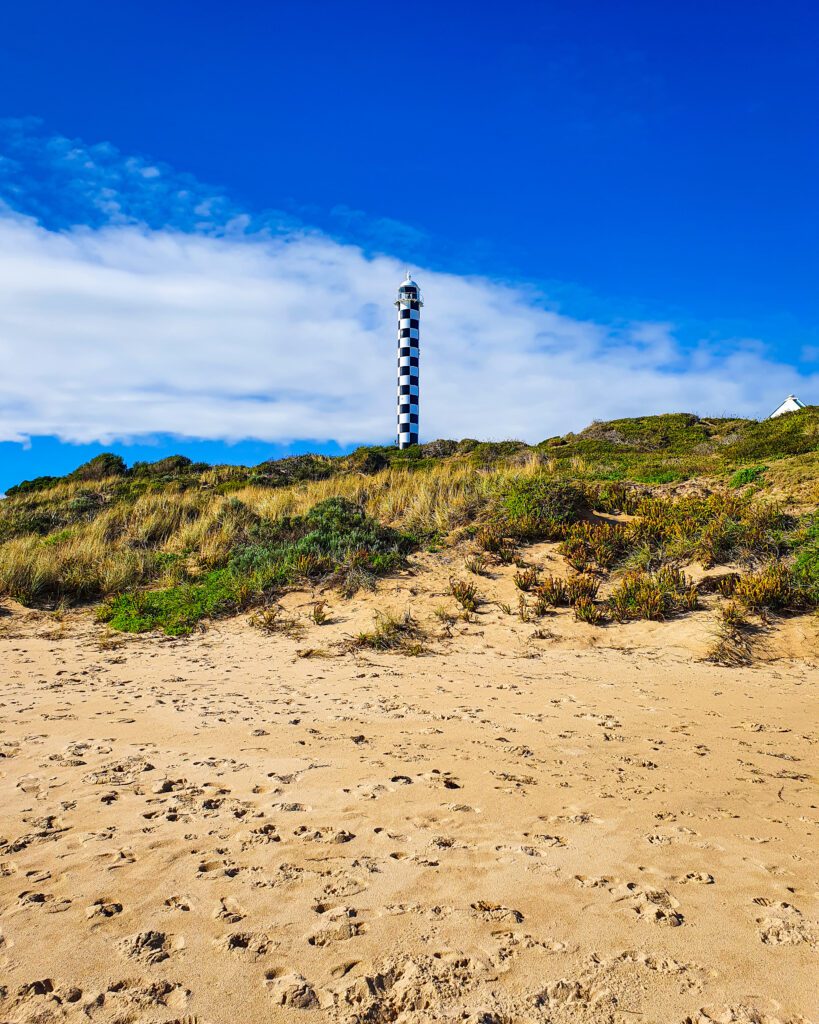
[{"left": 395, "top": 274, "right": 422, "bottom": 448}]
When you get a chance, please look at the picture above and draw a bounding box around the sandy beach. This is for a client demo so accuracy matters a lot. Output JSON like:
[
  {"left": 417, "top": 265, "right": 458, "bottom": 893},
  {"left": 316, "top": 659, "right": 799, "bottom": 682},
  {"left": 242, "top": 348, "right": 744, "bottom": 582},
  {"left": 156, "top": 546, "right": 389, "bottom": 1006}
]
[{"left": 0, "top": 557, "right": 816, "bottom": 1023}]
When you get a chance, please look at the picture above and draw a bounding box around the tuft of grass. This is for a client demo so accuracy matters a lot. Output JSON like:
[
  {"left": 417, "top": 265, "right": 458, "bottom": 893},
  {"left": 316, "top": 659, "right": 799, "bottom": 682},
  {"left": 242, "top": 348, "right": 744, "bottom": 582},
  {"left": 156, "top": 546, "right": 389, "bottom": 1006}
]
[
  {"left": 536, "top": 575, "right": 569, "bottom": 607},
  {"left": 608, "top": 567, "right": 697, "bottom": 622},
  {"left": 706, "top": 602, "right": 755, "bottom": 665},
  {"left": 350, "top": 609, "right": 425, "bottom": 655},
  {"left": 729, "top": 465, "right": 768, "bottom": 489},
  {"left": 464, "top": 554, "right": 490, "bottom": 576},
  {"left": 565, "top": 574, "right": 600, "bottom": 605},
  {"left": 513, "top": 566, "right": 539, "bottom": 592},
  {"left": 249, "top": 604, "right": 304, "bottom": 637},
  {"left": 732, "top": 562, "right": 811, "bottom": 612},
  {"left": 309, "top": 600, "right": 329, "bottom": 625},
  {"left": 573, "top": 595, "right": 605, "bottom": 625},
  {"left": 296, "top": 647, "right": 329, "bottom": 658},
  {"left": 449, "top": 577, "right": 480, "bottom": 613},
  {"left": 559, "top": 521, "right": 627, "bottom": 572}
]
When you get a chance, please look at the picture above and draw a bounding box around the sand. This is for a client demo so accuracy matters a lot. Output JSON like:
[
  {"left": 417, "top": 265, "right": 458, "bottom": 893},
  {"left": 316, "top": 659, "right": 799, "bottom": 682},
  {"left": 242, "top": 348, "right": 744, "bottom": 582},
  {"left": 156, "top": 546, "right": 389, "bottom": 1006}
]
[{"left": 0, "top": 550, "right": 817, "bottom": 1023}]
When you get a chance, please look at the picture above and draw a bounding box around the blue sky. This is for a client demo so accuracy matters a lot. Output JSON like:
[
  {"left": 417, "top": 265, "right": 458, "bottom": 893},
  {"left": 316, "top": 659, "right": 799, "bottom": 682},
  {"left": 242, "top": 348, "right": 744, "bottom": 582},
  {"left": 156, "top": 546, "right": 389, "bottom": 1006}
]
[{"left": 0, "top": 0, "right": 817, "bottom": 490}]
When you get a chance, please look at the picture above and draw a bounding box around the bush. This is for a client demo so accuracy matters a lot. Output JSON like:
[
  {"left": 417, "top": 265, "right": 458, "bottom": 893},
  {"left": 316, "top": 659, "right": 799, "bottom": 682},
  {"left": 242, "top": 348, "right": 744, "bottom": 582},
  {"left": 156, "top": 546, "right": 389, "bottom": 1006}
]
[
  {"left": 499, "top": 477, "right": 586, "bottom": 540},
  {"left": 792, "top": 514, "right": 819, "bottom": 603},
  {"left": 5, "top": 475, "right": 61, "bottom": 497},
  {"left": 98, "top": 570, "right": 240, "bottom": 636},
  {"left": 131, "top": 455, "right": 194, "bottom": 477},
  {"left": 608, "top": 568, "right": 697, "bottom": 622},
  {"left": 99, "top": 498, "right": 416, "bottom": 635},
  {"left": 729, "top": 465, "right": 768, "bottom": 488},
  {"left": 513, "top": 567, "right": 539, "bottom": 592},
  {"left": 450, "top": 577, "right": 480, "bottom": 612},
  {"left": 574, "top": 595, "right": 605, "bottom": 625},
  {"left": 565, "top": 574, "right": 599, "bottom": 605},
  {"left": 536, "top": 575, "right": 568, "bottom": 607},
  {"left": 351, "top": 609, "right": 425, "bottom": 655},
  {"left": 68, "top": 453, "right": 127, "bottom": 482},
  {"left": 733, "top": 562, "right": 811, "bottom": 612},
  {"left": 559, "top": 521, "right": 626, "bottom": 571}
]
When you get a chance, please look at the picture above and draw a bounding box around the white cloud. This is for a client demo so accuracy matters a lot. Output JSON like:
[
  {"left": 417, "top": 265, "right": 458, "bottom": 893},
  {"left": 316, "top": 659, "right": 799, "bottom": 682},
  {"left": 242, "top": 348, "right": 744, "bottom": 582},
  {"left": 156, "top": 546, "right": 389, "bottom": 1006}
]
[{"left": 0, "top": 206, "right": 815, "bottom": 447}]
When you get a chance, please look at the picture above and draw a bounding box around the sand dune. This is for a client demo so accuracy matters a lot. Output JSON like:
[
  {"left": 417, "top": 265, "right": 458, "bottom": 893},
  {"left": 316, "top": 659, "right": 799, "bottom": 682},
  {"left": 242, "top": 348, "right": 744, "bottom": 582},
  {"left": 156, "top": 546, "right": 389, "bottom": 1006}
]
[{"left": 0, "top": 554, "right": 816, "bottom": 1023}]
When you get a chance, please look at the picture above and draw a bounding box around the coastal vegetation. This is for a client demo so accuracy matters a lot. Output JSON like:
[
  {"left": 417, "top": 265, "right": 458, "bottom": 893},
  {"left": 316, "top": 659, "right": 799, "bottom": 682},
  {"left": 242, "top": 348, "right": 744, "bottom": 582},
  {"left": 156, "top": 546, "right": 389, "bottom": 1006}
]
[{"left": 0, "top": 410, "right": 817, "bottom": 636}]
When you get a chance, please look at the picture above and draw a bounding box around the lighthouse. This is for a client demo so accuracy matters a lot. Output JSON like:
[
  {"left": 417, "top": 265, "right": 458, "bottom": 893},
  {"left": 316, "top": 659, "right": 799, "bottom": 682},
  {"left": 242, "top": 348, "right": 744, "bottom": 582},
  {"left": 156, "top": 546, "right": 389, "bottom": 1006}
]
[{"left": 395, "top": 271, "right": 422, "bottom": 448}]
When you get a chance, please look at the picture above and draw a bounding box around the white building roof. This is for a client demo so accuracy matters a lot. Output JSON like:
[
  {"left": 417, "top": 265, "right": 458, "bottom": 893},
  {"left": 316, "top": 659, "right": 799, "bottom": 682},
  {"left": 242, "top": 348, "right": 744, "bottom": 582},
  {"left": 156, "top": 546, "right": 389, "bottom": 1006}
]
[{"left": 769, "top": 394, "right": 806, "bottom": 419}]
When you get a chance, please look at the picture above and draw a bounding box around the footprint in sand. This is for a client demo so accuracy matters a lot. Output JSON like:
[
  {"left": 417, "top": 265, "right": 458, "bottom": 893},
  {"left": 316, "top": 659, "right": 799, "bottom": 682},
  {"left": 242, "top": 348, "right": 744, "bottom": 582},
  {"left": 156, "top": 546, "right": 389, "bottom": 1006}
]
[
  {"left": 118, "top": 930, "right": 184, "bottom": 964},
  {"left": 471, "top": 901, "right": 524, "bottom": 923},
  {"left": 165, "top": 895, "right": 193, "bottom": 912},
  {"left": 753, "top": 900, "right": 818, "bottom": 947},
  {"left": 17, "top": 890, "right": 72, "bottom": 913},
  {"left": 307, "top": 909, "right": 365, "bottom": 946},
  {"left": 86, "top": 898, "right": 123, "bottom": 918},
  {"left": 214, "top": 896, "right": 246, "bottom": 923},
  {"left": 263, "top": 971, "right": 318, "bottom": 1009},
  {"left": 216, "top": 931, "right": 272, "bottom": 959}
]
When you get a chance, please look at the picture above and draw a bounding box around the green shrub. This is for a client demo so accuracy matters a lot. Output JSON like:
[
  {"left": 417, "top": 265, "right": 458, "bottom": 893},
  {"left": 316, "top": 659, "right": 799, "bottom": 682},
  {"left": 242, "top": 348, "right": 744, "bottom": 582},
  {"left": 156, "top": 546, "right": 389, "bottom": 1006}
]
[
  {"left": 131, "top": 455, "right": 194, "bottom": 477},
  {"left": 68, "top": 453, "right": 127, "bottom": 482},
  {"left": 450, "top": 577, "right": 480, "bottom": 612},
  {"left": 733, "top": 562, "right": 812, "bottom": 612},
  {"left": 792, "top": 514, "right": 819, "bottom": 603},
  {"left": 536, "top": 575, "right": 568, "bottom": 607},
  {"left": 98, "top": 569, "right": 240, "bottom": 636},
  {"left": 729, "top": 465, "right": 768, "bottom": 488},
  {"left": 351, "top": 609, "right": 425, "bottom": 654},
  {"left": 499, "top": 477, "right": 586, "bottom": 540},
  {"left": 574, "top": 595, "right": 605, "bottom": 625},
  {"left": 5, "top": 475, "right": 61, "bottom": 497},
  {"left": 99, "top": 498, "right": 416, "bottom": 635},
  {"left": 608, "top": 567, "right": 697, "bottom": 622}
]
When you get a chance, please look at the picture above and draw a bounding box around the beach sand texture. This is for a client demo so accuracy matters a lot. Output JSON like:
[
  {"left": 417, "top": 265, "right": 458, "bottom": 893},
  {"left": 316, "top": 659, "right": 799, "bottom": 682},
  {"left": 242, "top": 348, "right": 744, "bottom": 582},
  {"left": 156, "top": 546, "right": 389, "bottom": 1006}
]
[{"left": 0, "top": 561, "right": 816, "bottom": 1023}]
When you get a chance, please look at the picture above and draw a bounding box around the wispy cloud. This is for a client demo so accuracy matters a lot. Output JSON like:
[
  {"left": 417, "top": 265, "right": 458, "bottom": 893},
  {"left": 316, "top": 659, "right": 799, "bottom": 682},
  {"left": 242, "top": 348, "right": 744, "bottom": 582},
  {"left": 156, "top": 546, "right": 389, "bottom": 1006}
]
[{"left": 0, "top": 122, "right": 814, "bottom": 447}]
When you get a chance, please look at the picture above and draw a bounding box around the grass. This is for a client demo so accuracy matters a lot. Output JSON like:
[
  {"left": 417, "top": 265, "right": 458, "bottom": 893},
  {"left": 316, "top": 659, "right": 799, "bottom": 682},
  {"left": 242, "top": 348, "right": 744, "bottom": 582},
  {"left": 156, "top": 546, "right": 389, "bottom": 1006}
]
[
  {"left": 449, "top": 577, "right": 481, "bottom": 613},
  {"left": 350, "top": 609, "right": 425, "bottom": 655},
  {"left": 91, "top": 498, "right": 415, "bottom": 634},
  {"left": 608, "top": 568, "right": 698, "bottom": 622},
  {"left": 248, "top": 604, "right": 304, "bottom": 638},
  {"left": 732, "top": 562, "right": 811, "bottom": 612},
  {"left": 512, "top": 566, "right": 539, "bottom": 591},
  {"left": 574, "top": 596, "right": 605, "bottom": 625},
  {"left": 309, "top": 600, "right": 330, "bottom": 625},
  {"left": 2, "top": 409, "right": 818, "bottom": 636},
  {"left": 730, "top": 465, "right": 768, "bottom": 488},
  {"left": 706, "top": 602, "right": 756, "bottom": 666},
  {"left": 535, "top": 576, "right": 569, "bottom": 607},
  {"left": 464, "top": 554, "right": 490, "bottom": 575}
]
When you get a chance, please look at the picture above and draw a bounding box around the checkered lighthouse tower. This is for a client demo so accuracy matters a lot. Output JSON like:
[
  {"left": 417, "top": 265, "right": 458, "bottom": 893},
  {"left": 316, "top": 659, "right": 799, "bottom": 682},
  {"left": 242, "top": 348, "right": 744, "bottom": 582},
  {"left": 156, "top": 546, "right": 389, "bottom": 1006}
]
[{"left": 395, "top": 272, "right": 422, "bottom": 448}]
